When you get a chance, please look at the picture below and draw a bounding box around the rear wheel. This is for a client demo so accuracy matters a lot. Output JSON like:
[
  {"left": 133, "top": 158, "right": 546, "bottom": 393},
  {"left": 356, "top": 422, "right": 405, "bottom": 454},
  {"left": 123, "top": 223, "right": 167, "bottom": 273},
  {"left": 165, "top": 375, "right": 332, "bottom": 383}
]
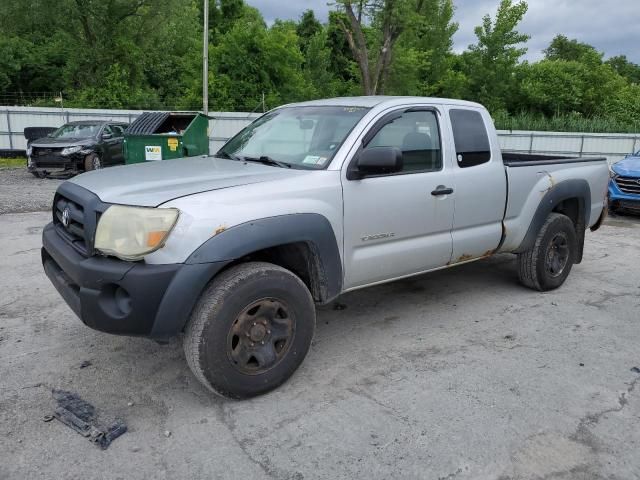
[
  {"left": 517, "top": 213, "right": 577, "bottom": 291},
  {"left": 84, "top": 153, "right": 102, "bottom": 171},
  {"left": 183, "top": 262, "right": 316, "bottom": 399}
]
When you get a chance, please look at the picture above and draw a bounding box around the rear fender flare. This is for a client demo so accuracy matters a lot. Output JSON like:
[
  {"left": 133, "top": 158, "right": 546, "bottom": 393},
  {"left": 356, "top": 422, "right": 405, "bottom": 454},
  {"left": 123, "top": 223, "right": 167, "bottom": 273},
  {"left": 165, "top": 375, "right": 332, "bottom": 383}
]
[{"left": 514, "top": 179, "right": 590, "bottom": 255}]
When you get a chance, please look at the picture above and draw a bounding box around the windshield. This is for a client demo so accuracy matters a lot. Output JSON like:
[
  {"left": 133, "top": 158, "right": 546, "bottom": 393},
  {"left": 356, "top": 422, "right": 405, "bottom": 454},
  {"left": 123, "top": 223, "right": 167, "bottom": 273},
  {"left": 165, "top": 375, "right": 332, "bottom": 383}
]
[
  {"left": 51, "top": 123, "right": 101, "bottom": 139},
  {"left": 218, "top": 106, "right": 369, "bottom": 169}
]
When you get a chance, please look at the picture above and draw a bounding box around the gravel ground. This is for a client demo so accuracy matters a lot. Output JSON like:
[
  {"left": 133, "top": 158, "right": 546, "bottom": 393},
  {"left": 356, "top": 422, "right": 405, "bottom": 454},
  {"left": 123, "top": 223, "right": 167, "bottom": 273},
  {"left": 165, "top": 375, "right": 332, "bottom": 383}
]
[
  {"left": 1, "top": 204, "right": 640, "bottom": 479},
  {"left": 0, "top": 168, "right": 63, "bottom": 214}
]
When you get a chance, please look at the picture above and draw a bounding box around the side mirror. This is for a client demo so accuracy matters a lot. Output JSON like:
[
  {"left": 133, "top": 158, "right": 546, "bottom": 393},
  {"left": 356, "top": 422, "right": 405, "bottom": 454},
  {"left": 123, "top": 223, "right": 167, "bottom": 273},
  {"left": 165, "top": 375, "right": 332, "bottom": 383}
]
[
  {"left": 102, "top": 133, "right": 113, "bottom": 140},
  {"left": 347, "top": 146, "right": 403, "bottom": 180}
]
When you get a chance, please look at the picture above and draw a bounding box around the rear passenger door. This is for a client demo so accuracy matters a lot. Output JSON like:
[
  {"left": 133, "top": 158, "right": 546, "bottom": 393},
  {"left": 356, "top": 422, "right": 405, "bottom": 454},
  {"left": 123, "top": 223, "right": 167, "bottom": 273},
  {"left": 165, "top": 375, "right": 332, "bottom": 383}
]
[
  {"left": 342, "top": 107, "right": 455, "bottom": 289},
  {"left": 447, "top": 108, "right": 507, "bottom": 263}
]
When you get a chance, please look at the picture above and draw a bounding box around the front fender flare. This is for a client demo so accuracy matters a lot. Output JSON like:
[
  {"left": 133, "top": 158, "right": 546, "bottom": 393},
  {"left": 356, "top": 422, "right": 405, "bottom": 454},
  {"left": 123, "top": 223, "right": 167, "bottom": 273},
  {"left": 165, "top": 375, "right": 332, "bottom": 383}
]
[{"left": 151, "top": 214, "right": 343, "bottom": 339}]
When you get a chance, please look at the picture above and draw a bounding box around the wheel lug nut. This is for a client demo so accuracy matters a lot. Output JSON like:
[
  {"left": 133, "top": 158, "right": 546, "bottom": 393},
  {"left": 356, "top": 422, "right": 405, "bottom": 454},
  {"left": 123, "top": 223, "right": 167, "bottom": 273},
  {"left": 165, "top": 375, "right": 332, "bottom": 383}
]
[
  {"left": 267, "top": 330, "right": 271, "bottom": 334},
  {"left": 245, "top": 333, "right": 250, "bottom": 338},
  {"left": 252, "top": 322, "right": 257, "bottom": 326},
  {"left": 250, "top": 342, "right": 255, "bottom": 347},
  {"left": 260, "top": 341, "right": 265, "bottom": 345}
]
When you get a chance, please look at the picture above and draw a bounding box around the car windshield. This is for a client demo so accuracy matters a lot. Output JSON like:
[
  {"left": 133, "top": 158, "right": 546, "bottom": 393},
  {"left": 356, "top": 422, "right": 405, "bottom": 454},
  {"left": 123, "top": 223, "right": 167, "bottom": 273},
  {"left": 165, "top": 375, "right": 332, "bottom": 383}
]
[
  {"left": 218, "top": 106, "right": 370, "bottom": 169},
  {"left": 51, "top": 123, "right": 101, "bottom": 139}
]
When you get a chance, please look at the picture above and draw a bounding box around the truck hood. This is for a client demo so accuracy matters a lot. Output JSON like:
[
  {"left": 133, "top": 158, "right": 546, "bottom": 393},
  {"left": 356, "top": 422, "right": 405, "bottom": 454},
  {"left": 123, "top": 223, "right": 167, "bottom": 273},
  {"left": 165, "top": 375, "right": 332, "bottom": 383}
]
[
  {"left": 70, "top": 156, "right": 309, "bottom": 206},
  {"left": 30, "top": 137, "right": 96, "bottom": 148},
  {"left": 612, "top": 156, "right": 640, "bottom": 177}
]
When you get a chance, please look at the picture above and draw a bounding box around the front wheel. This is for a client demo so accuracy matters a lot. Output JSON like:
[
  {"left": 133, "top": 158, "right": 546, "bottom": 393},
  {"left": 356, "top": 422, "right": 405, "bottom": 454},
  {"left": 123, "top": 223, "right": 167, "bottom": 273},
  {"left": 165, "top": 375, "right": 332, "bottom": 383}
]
[
  {"left": 183, "top": 262, "right": 316, "bottom": 399},
  {"left": 517, "top": 213, "right": 578, "bottom": 291}
]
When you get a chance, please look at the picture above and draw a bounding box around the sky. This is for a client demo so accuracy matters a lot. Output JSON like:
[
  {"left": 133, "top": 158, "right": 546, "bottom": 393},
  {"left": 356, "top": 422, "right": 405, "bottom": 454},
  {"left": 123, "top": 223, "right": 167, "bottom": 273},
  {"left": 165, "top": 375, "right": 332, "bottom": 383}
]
[{"left": 246, "top": 0, "right": 640, "bottom": 63}]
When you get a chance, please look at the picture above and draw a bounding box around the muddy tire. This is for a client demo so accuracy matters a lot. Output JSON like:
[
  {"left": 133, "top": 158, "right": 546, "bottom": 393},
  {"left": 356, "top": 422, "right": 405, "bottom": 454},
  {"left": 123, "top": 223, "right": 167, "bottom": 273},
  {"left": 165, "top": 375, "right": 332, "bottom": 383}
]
[
  {"left": 84, "top": 153, "right": 102, "bottom": 171},
  {"left": 183, "top": 262, "right": 316, "bottom": 399},
  {"left": 518, "top": 213, "right": 577, "bottom": 291}
]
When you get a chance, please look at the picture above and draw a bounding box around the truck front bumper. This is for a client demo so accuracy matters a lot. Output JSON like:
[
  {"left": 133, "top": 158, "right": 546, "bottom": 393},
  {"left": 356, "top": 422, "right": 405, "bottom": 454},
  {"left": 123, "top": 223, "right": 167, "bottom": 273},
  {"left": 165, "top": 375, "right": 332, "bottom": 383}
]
[{"left": 42, "top": 222, "right": 225, "bottom": 339}]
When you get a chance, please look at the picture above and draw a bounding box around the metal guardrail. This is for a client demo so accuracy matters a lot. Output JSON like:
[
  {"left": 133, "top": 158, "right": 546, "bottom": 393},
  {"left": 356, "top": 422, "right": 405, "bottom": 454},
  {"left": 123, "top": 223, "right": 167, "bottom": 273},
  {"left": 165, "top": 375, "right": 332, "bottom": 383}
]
[
  {"left": 499, "top": 131, "right": 640, "bottom": 159},
  {"left": 2, "top": 108, "right": 639, "bottom": 162}
]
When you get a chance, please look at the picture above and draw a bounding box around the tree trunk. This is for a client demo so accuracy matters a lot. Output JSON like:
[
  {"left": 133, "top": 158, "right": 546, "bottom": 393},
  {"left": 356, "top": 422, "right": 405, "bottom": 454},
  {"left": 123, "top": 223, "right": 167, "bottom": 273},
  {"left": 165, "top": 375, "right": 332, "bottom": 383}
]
[
  {"left": 341, "top": 3, "right": 373, "bottom": 95},
  {"left": 338, "top": 0, "right": 405, "bottom": 95}
]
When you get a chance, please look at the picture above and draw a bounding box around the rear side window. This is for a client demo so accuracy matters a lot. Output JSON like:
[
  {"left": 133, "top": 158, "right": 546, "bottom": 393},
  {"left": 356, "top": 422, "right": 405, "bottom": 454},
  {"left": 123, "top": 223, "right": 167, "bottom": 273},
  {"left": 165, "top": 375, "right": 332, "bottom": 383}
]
[{"left": 450, "top": 109, "right": 491, "bottom": 168}]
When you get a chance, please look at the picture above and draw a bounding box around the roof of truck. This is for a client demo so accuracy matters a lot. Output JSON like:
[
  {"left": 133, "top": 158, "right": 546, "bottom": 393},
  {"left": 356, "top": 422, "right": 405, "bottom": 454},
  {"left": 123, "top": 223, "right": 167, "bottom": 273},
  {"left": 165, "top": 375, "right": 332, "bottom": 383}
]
[{"left": 283, "top": 96, "right": 484, "bottom": 109}]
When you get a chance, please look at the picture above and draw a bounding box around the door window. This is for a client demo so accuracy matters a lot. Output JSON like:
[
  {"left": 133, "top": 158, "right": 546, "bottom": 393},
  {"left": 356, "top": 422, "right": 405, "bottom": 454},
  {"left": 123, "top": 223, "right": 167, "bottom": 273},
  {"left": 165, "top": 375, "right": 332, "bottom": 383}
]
[
  {"left": 102, "top": 125, "right": 114, "bottom": 138},
  {"left": 110, "top": 125, "right": 125, "bottom": 137},
  {"left": 450, "top": 109, "right": 491, "bottom": 168},
  {"left": 365, "top": 110, "right": 442, "bottom": 173}
]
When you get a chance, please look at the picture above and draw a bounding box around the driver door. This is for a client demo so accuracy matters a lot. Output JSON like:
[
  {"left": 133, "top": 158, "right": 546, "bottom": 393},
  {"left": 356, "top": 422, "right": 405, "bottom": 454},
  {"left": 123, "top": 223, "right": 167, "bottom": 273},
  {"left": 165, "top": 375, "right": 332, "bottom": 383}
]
[{"left": 341, "top": 107, "right": 455, "bottom": 290}]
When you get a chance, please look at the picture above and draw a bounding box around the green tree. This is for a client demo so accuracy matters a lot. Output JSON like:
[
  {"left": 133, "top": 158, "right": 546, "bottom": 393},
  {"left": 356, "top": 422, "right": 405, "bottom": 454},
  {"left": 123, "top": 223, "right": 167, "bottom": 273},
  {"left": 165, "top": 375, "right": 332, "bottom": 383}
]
[
  {"left": 207, "top": 18, "right": 308, "bottom": 110},
  {"left": 516, "top": 59, "right": 626, "bottom": 117},
  {"left": 325, "top": 11, "right": 359, "bottom": 89},
  {"left": 296, "top": 10, "right": 322, "bottom": 55},
  {"left": 543, "top": 34, "right": 603, "bottom": 65},
  {"left": 464, "top": 0, "right": 529, "bottom": 112},
  {"left": 385, "top": 0, "right": 458, "bottom": 96},
  {"left": 606, "top": 55, "right": 640, "bottom": 85}
]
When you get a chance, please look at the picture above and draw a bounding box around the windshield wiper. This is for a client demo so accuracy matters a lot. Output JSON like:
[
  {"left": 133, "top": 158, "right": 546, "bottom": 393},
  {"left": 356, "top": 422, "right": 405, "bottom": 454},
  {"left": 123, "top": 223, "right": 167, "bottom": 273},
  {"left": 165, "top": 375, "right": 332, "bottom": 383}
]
[
  {"left": 217, "top": 151, "right": 242, "bottom": 161},
  {"left": 242, "top": 156, "right": 292, "bottom": 169}
]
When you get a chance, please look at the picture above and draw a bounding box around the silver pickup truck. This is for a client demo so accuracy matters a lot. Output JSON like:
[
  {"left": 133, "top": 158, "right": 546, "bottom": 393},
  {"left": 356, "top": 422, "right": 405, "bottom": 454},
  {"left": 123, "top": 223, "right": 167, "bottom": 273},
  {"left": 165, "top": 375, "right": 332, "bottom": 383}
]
[{"left": 42, "top": 97, "right": 609, "bottom": 398}]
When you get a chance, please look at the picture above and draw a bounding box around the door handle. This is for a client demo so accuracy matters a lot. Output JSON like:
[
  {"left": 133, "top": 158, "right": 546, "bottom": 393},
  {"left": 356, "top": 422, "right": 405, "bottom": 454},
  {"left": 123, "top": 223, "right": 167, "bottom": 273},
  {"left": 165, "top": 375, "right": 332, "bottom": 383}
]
[{"left": 431, "top": 186, "right": 454, "bottom": 196}]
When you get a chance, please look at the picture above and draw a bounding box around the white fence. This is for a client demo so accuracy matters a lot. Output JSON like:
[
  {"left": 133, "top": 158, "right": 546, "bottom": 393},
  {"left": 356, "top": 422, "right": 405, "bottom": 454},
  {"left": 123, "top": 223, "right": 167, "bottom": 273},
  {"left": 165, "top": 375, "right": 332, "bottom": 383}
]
[
  {"left": 0, "top": 106, "right": 260, "bottom": 153},
  {"left": 497, "top": 130, "right": 640, "bottom": 165},
  {"left": 2, "top": 106, "right": 639, "bottom": 164}
]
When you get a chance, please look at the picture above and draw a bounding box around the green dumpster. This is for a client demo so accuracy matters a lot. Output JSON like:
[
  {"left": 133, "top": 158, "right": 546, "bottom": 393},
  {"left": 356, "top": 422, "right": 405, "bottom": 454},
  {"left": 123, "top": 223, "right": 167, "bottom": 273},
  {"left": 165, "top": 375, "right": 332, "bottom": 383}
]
[{"left": 124, "top": 112, "right": 210, "bottom": 164}]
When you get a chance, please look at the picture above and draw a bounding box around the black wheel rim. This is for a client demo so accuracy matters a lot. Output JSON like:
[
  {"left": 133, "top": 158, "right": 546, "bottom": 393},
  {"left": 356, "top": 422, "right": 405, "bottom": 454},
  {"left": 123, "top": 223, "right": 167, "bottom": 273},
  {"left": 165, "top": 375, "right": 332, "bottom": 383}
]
[
  {"left": 226, "top": 298, "right": 295, "bottom": 375},
  {"left": 545, "top": 232, "right": 570, "bottom": 278}
]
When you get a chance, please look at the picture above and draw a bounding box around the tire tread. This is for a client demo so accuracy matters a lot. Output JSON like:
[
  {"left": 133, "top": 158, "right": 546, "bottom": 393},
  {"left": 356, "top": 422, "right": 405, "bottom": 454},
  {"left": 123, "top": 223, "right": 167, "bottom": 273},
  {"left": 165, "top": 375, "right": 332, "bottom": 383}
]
[
  {"left": 183, "top": 261, "right": 313, "bottom": 398},
  {"left": 517, "top": 213, "right": 574, "bottom": 292}
]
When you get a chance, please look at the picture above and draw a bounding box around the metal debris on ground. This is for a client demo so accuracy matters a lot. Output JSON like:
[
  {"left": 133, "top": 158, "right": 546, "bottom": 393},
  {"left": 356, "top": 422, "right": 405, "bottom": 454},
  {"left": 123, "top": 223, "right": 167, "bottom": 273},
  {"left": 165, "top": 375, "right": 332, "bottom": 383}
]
[
  {"left": 46, "top": 390, "right": 127, "bottom": 449},
  {"left": 631, "top": 367, "right": 640, "bottom": 374},
  {"left": 79, "top": 360, "right": 92, "bottom": 369}
]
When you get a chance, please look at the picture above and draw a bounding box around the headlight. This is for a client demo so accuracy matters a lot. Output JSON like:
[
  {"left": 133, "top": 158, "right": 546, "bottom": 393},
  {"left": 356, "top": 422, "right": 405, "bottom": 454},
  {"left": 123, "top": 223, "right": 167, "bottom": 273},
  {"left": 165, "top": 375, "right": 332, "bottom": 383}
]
[
  {"left": 61, "top": 146, "right": 82, "bottom": 156},
  {"left": 95, "top": 205, "right": 179, "bottom": 261},
  {"left": 26, "top": 146, "right": 32, "bottom": 156},
  {"left": 609, "top": 165, "right": 617, "bottom": 179}
]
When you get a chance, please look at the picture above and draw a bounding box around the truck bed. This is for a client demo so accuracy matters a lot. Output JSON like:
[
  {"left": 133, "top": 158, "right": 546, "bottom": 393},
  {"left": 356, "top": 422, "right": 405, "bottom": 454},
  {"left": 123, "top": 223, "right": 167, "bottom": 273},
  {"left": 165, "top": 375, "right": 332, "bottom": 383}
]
[
  {"left": 502, "top": 152, "right": 607, "bottom": 167},
  {"left": 499, "top": 151, "right": 609, "bottom": 253}
]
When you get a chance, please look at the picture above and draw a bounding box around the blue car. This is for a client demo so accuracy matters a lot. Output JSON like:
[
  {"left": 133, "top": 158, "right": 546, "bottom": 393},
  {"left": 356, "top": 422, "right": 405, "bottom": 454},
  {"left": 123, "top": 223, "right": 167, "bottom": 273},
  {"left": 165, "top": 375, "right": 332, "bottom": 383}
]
[{"left": 609, "top": 151, "right": 640, "bottom": 214}]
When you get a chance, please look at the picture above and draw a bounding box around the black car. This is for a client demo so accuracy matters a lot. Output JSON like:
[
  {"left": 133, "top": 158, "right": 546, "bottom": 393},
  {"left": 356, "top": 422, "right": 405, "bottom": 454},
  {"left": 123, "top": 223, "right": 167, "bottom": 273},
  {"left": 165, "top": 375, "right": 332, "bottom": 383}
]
[{"left": 27, "top": 121, "right": 128, "bottom": 177}]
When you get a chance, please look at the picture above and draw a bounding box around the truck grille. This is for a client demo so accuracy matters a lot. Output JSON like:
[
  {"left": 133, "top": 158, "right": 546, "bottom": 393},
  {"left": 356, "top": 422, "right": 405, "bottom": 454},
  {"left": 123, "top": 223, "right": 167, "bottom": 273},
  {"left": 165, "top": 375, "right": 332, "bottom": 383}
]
[
  {"left": 51, "top": 183, "right": 108, "bottom": 257},
  {"left": 614, "top": 176, "right": 640, "bottom": 196},
  {"left": 54, "top": 195, "right": 87, "bottom": 254}
]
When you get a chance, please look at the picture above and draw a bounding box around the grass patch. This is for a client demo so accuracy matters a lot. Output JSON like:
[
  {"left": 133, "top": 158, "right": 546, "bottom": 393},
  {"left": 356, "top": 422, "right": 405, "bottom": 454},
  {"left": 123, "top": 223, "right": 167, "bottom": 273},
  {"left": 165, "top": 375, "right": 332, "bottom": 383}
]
[{"left": 0, "top": 157, "right": 26, "bottom": 168}]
